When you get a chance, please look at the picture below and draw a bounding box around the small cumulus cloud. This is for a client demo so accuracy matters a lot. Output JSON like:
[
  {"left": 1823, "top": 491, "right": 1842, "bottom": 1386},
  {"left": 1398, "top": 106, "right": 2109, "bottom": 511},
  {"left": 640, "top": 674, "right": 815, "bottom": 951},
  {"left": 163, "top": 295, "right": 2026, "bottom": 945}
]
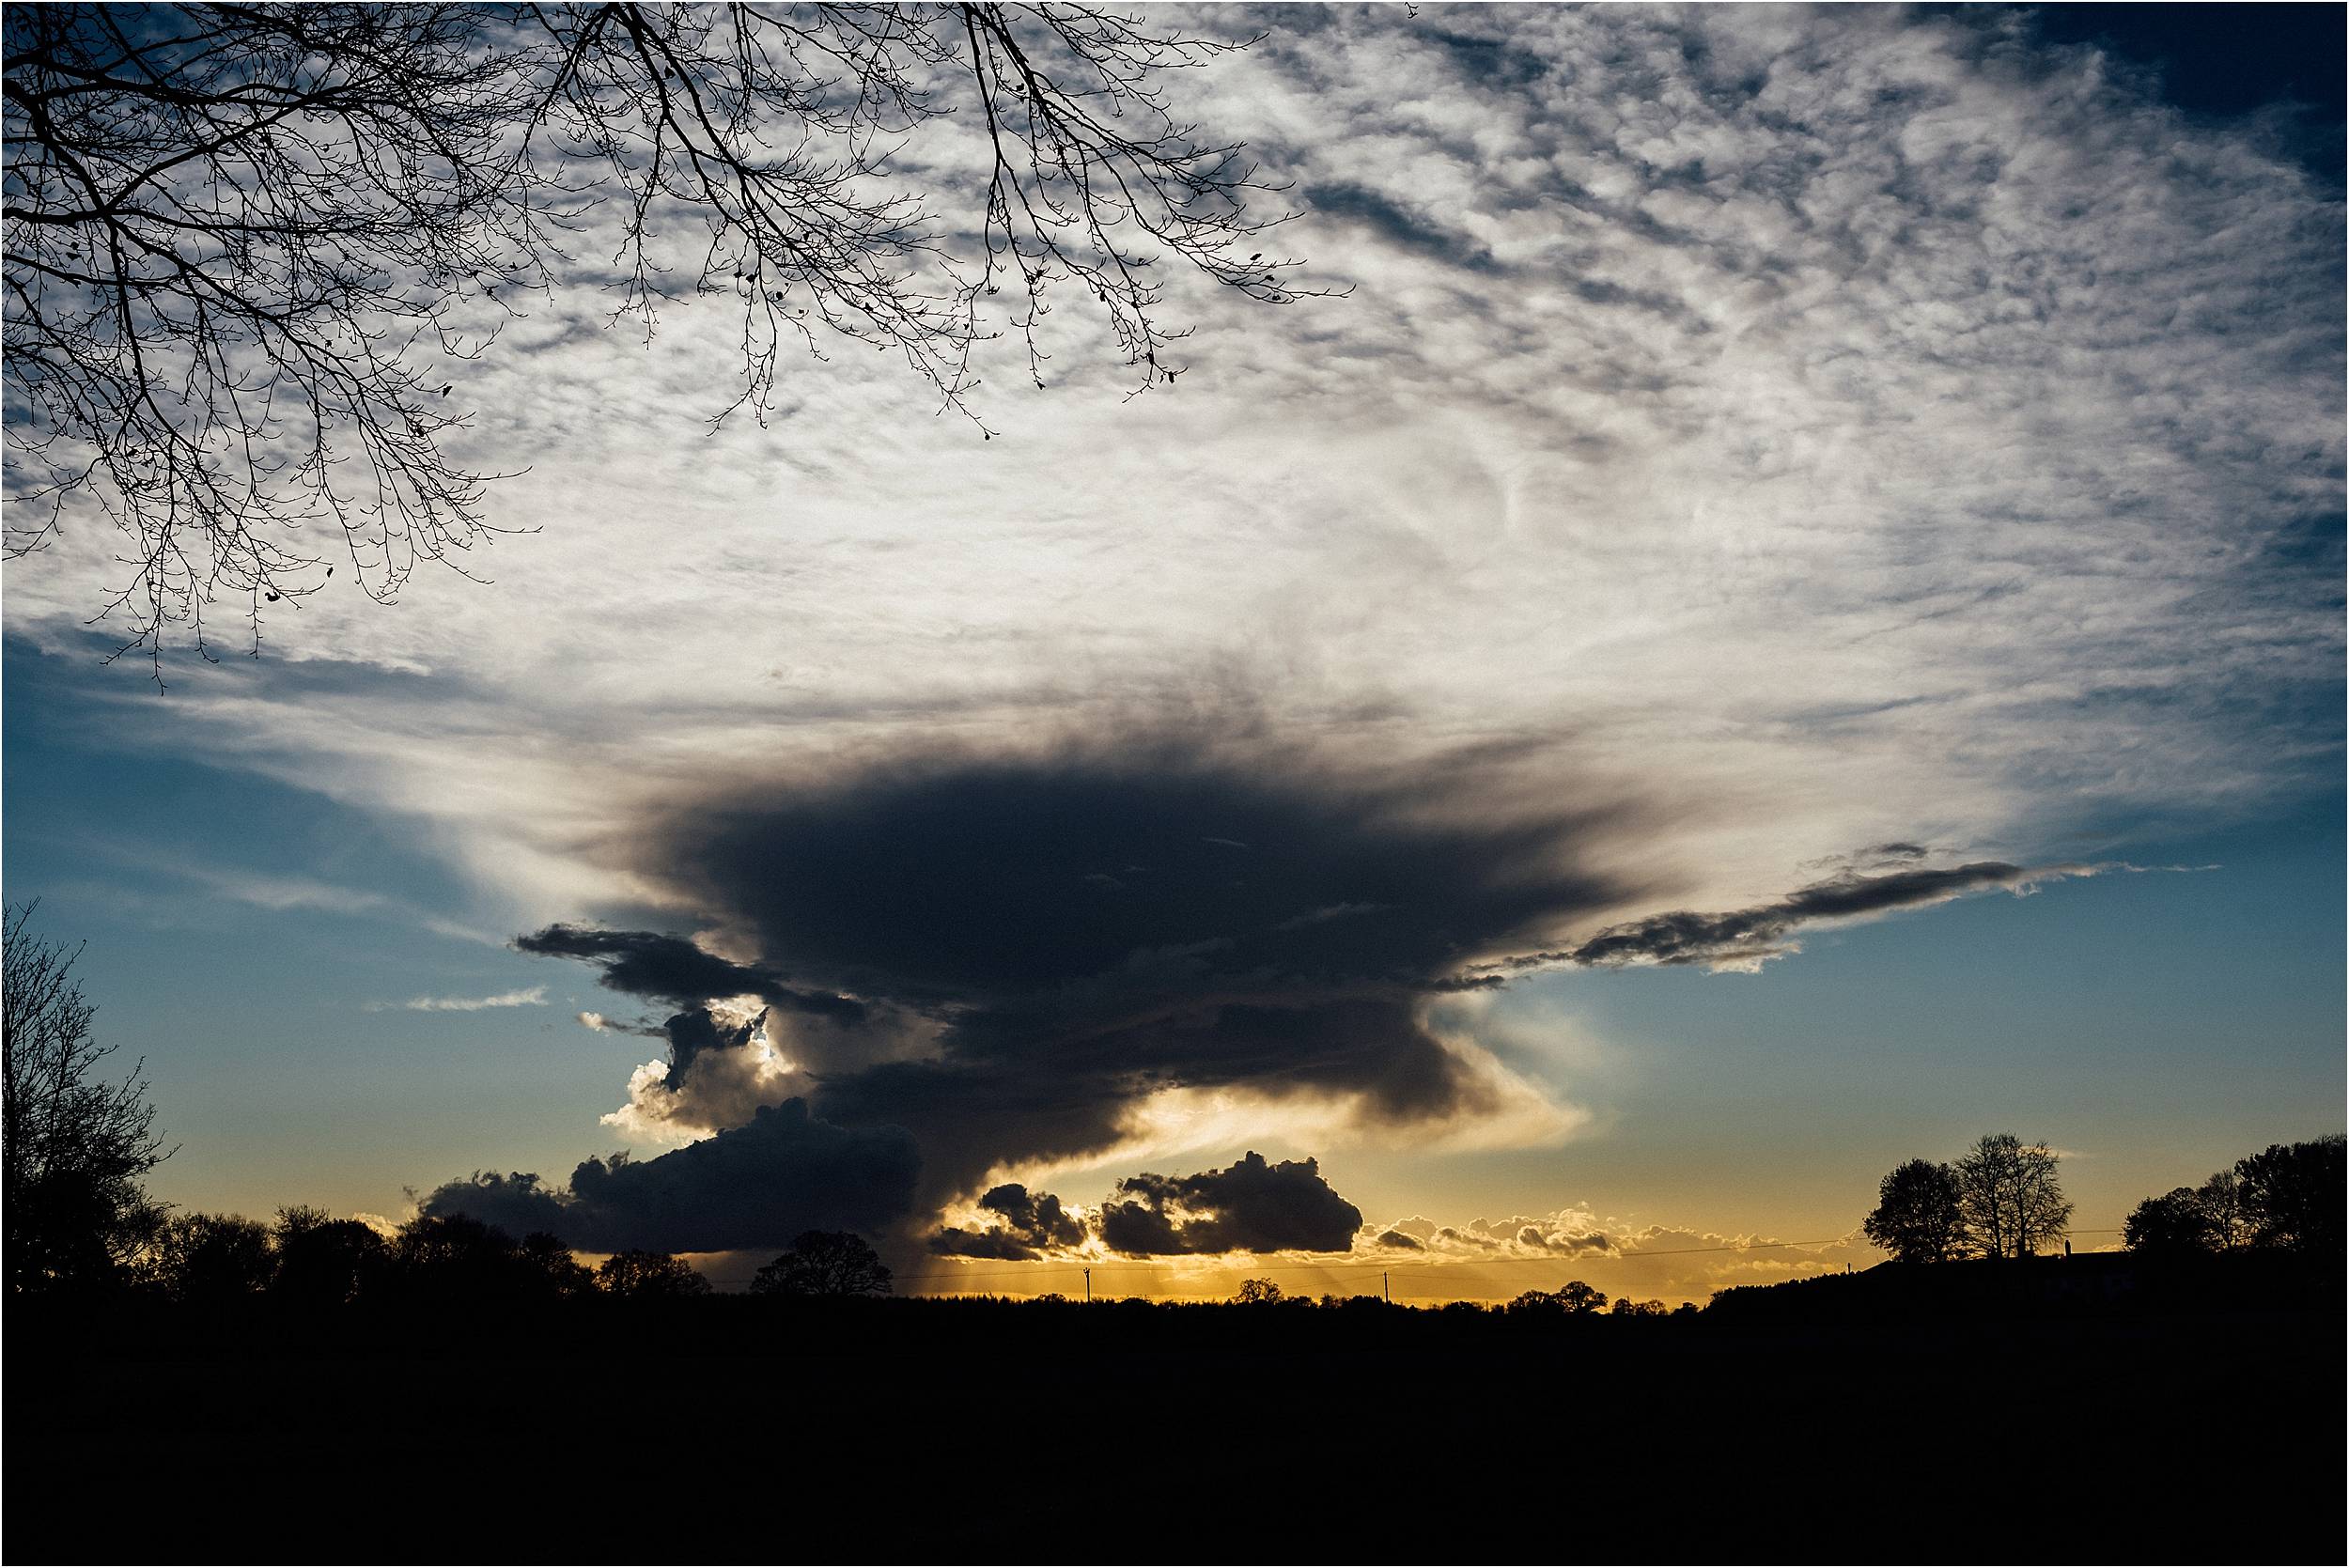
[
  {"left": 1097, "top": 1151, "right": 1364, "bottom": 1256},
  {"left": 931, "top": 1183, "right": 1090, "bottom": 1259}
]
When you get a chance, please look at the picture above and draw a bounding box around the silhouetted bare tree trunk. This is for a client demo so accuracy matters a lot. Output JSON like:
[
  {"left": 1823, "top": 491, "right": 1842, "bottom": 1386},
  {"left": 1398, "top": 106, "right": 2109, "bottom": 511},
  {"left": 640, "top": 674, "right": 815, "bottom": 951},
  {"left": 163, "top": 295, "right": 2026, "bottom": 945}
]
[{"left": 1954, "top": 1133, "right": 2071, "bottom": 1260}]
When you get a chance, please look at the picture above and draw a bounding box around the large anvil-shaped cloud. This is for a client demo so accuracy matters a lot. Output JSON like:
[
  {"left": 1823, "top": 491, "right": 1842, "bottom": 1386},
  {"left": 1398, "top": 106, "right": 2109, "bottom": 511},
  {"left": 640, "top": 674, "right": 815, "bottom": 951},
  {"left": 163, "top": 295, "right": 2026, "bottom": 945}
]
[{"left": 428, "top": 737, "right": 1644, "bottom": 1251}]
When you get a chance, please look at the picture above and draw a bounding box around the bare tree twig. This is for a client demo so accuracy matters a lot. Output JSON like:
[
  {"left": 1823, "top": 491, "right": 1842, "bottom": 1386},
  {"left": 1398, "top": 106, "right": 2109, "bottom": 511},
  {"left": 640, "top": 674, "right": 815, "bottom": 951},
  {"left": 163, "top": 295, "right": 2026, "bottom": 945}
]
[{"left": 4, "top": 4, "right": 1331, "bottom": 675}]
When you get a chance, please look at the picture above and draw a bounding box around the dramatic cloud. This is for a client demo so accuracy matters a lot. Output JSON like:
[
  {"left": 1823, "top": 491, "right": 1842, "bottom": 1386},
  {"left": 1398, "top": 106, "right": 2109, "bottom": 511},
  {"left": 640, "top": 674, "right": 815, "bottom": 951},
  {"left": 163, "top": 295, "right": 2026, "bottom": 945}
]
[
  {"left": 41, "top": 8, "right": 2329, "bottom": 1257},
  {"left": 508, "top": 737, "right": 1631, "bottom": 1217},
  {"left": 418, "top": 1099, "right": 919, "bottom": 1253},
  {"left": 1097, "top": 1151, "right": 1363, "bottom": 1256},
  {"left": 12, "top": 6, "right": 2334, "bottom": 928},
  {"left": 931, "top": 1183, "right": 1089, "bottom": 1260},
  {"left": 597, "top": 1006, "right": 807, "bottom": 1143}
]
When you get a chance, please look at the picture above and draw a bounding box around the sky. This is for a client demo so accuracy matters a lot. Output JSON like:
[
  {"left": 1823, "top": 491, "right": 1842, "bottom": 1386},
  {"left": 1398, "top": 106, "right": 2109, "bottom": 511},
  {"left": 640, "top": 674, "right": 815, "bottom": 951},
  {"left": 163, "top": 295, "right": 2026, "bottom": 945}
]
[{"left": 5, "top": 2, "right": 2341, "bottom": 1305}]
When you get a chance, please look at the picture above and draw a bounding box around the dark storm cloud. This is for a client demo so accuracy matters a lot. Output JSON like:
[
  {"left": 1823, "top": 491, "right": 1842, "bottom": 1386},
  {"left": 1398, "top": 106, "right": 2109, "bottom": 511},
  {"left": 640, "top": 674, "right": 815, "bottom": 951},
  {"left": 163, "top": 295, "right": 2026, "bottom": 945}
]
[
  {"left": 1532, "top": 860, "right": 2107, "bottom": 971},
  {"left": 650, "top": 743, "right": 1626, "bottom": 1006},
  {"left": 513, "top": 738, "right": 1641, "bottom": 1212},
  {"left": 979, "top": 1183, "right": 1085, "bottom": 1247},
  {"left": 418, "top": 1098, "right": 919, "bottom": 1253},
  {"left": 1375, "top": 1228, "right": 1426, "bottom": 1250},
  {"left": 515, "top": 924, "right": 864, "bottom": 1021},
  {"left": 930, "top": 1182, "right": 1088, "bottom": 1259},
  {"left": 1097, "top": 1152, "right": 1363, "bottom": 1256}
]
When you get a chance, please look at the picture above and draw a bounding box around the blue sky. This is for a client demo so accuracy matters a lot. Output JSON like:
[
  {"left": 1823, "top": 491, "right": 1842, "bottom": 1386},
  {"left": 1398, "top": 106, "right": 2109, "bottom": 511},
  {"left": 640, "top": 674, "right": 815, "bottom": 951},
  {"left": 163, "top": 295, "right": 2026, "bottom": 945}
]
[{"left": 5, "top": 4, "right": 2341, "bottom": 1300}]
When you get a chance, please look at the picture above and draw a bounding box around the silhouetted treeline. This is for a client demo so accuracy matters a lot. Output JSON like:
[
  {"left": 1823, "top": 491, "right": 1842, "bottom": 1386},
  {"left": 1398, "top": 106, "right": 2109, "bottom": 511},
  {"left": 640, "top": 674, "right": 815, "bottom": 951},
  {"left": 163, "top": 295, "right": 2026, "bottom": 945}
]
[
  {"left": 20, "top": 1203, "right": 899, "bottom": 1312},
  {"left": 10, "top": 1246, "right": 2340, "bottom": 1567},
  {"left": 2121, "top": 1133, "right": 2344, "bottom": 1259}
]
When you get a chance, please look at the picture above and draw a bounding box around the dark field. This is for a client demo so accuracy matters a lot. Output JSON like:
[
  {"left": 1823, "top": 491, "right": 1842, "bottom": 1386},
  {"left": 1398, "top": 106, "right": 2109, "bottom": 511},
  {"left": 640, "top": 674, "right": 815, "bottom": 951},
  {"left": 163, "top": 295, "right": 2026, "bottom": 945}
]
[{"left": 8, "top": 1257, "right": 2342, "bottom": 1565}]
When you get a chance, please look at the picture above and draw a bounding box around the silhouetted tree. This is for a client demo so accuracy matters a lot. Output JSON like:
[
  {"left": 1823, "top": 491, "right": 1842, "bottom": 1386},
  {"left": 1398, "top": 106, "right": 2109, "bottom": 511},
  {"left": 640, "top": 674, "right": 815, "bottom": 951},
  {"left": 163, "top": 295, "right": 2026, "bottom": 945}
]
[
  {"left": 3, "top": 904, "right": 171, "bottom": 1294},
  {"left": 271, "top": 1206, "right": 391, "bottom": 1308},
  {"left": 4, "top": 3, "right": 1316, "bottom": 660},
  {"left": 597, "top": 1250, "right": 711, "bottom": 1298},
  {"left": 2123, "top": 1188, "right": 2215, "bottom": 1258},
  {"left": 2193, "top": 1169, "right": 2252, "bottom": 1253},
  {"left": 1509, "top": 1281, "right": 1608, "bottom": 1316},
  {"left": 516, "top": 1232, "right": 597, "bottom": 1298},
  {"left": 1554, "top": 1280, "right": 1608, "bottom": 1314},
  {"left": 1232, "top": 1278, "right": 1284, "bottom": 1305},
  {"left": 150, "top": 1212, "right": 275, "bottom": 1304},
  {"left": 1610, "top": 1297, "right": 1667, "bottom": 1317},
  {"left": 390, "top": 1211, "right": 531, "bottom": 1301},
  {"left": 1953, "top": 1134, "right": 2072, "bottom": 1259},
  {"left": 1862, "top": 1158, "right": 1968, "bottom": 1264},
  {"left": 751, "top": 1230, "right": 892, "bottom": 1297},
  {"left": 2233, "top": 1135, "right": 2344, "bottom": 1255}
]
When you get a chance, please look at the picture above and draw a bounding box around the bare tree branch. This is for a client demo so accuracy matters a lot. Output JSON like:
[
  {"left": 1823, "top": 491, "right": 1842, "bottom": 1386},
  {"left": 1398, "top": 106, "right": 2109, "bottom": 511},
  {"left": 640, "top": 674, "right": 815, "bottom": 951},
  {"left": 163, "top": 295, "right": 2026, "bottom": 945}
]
[{"left": 5, "top": 4, "right": 1327, "bottom": 675}]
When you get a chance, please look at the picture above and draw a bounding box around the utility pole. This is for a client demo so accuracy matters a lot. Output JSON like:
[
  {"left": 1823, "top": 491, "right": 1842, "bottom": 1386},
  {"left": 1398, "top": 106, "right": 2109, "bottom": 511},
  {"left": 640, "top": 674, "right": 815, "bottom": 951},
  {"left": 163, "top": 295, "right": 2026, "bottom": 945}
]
[
  {"left": 1383, "top": 1271, "right": 1390, "bottom": 1304},
  {"left": 1083, "top": 1266, "right": 1091, "bottom": 1304}
]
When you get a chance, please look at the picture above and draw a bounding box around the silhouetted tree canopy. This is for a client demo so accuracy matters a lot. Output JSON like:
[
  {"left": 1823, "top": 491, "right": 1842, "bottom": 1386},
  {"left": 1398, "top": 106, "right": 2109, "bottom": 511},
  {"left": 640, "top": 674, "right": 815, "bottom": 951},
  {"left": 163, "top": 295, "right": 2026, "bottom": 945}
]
[
  {"left": 3, "top": 3, "right": 1315, "bottom": 660},
  {"left": 151, "top": 1212, "right": 275, "bottom": 1304},
  {"left": 2121, "top": 1138, "right": 2342, "bottom": 1262},
  {"left": 1508, "top": 1281, "right": 1608, "bottom": 1316},
  {"left": 2232, "top": 1136, "right": 2343, "bottom": 1255},
  {"left": 1231, "top": 1277, "right": 1284, "bottom": 1305},
  {"left": 391, "top": 1212, "right": 535, "bottom": 1301},
  {"left": 3, "top": 903, "right": 171, "bottom": 1295},
  {"left": 1953, "top": 1133, "right": 2072, "bottom": 1260},
  {"left": 1863, "top": 1157, "right": 1968, "bottom": 1264},
  {"left": 597, "top": 1249, "right": 711, "bottom": 1298},
  {"left": 2124, "top": 1188, "right": 2217, "bottom": 1258},
  {"left": 750, "top": 1229, "right": 892, "bottom": 1297},
  {"left": 271, "top": 1206, "right": 392, "bottom": 1307},
  {"left": 518, "top": 1231, "right": 599, "bottom": 1297}
]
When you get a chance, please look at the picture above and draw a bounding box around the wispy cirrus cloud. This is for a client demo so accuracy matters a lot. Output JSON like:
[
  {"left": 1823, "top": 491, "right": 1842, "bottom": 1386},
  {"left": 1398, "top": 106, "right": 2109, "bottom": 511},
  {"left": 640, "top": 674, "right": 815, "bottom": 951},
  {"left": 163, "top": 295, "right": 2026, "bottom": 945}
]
[
  {"left": 365, "top": 985, "right": 548, "bottom": 1014},
  {"left": 80, "top": 843, "right": 504, "bottom": 945}
]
